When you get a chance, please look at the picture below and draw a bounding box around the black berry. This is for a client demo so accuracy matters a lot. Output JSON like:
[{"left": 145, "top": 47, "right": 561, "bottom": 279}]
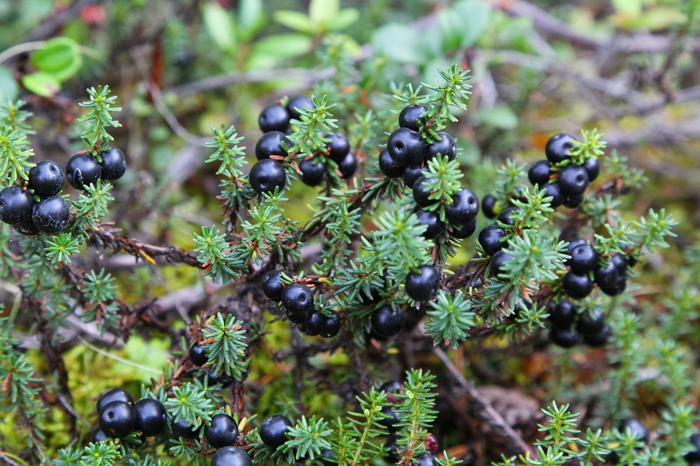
[
  {"left": 205, "top": 369, "right": 234, "bottom": 389},
  {"left": 255, "top": 131, "right": 290, "bottom": 160},
  {"left": 600, "top": 274, "right": 627, "bottom": 296},
  {"left": 398, "top": 104, "right": 427, "bottom": 131},
  {"left": 171, "top": 416, "right": 199, "bottom": 439},
  {"left": 66, "top": 153, "right": 102, "bottom": 190},
  {"left": 260, "top": 414, "right": 292, "bottom": 448},
  {"left": 320, "top": 310, "right": 341, "bottom": 338},
  {"left": 298, "top": 157, "right": 326, "bottom": 186},
  {"left": 490, "top": 250, "right": 512, "bottom": 278},
  {"left": 99, "top": 147, "right": 127, "bottom": 180},
  {"left": 567, "top": 240, "right": 598, "bottom": 273},
  {"left": 481, "top": 194, "right": 497, "bottom": 219},
  {"left": 98, "top": 400, "right": 136, "bottom": 438},
  {"left": 562, "top": 271, "right": 594, "bottom": 299},
  {"left": 28, "top": 160, "right": 64, "bottom": 197},
  {"left": 424, "top": 131, "right": 456, "bottom": 161},
  {"left": 281, "top": 283, "right": 314, "bottom": 324},
  {"left": 610, "top": 252, "right": 628, "bottom": 274},
  {"left": 451, "top": 219, "right": 476, "bottom": 239},
  {"left": 249, "top": 159, "right": 286, "bottom": 194},
  {"left": 359, "top": 285, "right": 381, "bottom": 305},
  {"left": 618, "top": 419, "right": 649, "bottom": 443},
  {"left": 97, "top": 388, "right": 134, "bottom": 414},
  {"left": 403, "top": 164, "right": 427, "bottom": 188},
  {"left": 378, "top": 148, "right": 405, "bottom": 178},
  {"left": 542, "top": 182, "right": 564, "bottom": 208},
  {"left": 576, "top": 309, "right": 605, "bottom": 335},
  {"left": 31, "top": 195, "right": 70, "bottom": 233},
  {"left": 211, "top": 447, "right": 252, "bottom": 466},
  {"left": 205, "top": 413, "right": 239, "bottom": 448},
  {"left": 582, "top": 157, "right": 600, "bottom": 182},
  {"left": 416, "top": 453, "right": 437, "bottom": 466},
  {"left": 405, "top": 265, "right": 440, "bottom": 301},
  {"left": 286, "top": 95, "right": 314, "bottom": 120},
  {"left": 384, "top": 434, "right": 400, "bottom": 462},
  {"left": 190, "top": 343, "right": 208, "bottom": 366},
  {"left": 387, "top": 127, "right": 426, "bottom": 167},
  {"left": 416, "top": 209, "right": 444, "bottom": 239},
  {"left": 563, "top": 194, "right": 584, "bottom": 208},
  {"left": 261, "top": 270, "right": 284, "bottom": 301},
  {"left": 557, "top": 164, "right": 589, "bottom": 197},
  {"left": 14, "top": 220, "right": 39, "bottom": 236},
  {"left": 378, "top": 406, "right": 400, "bottom": 432},
  {"left": 301, "top": 312, "right": 324, "bottom": 336},
  {"left": 92, "top": 427, "right": 108, "bottom": 443},
  {"left": 582, "top": 325, "right": 611, "bottom": 347},
  {"left": 545, "top": 133, "right": 575, "bottom": 164},
  {"left": 133, "top": 398, "right": 166, "bottom": 437},
  {"left": 379, "top": 380, "right": 403, "bottom": 394},
  {"left": 685, "top": 434, "right": 700, "bottom": 463},
  {"left": 445, "top": 187, "right": 479, "bottom": 224},
  {"left": 548, "top": 299, "right": 575, "bottom": 329},
  {"left": 337, "top": 152, "right": 357, "bottom": 179},
  {"left": 0, "top": 186, "right": 33, "bottom": 224},
  {"left": 413, "top": 175, "right": 438, "bottom": 207},
  {"left": 549, "top": 327, "right": 580, "bottom": 348},
  {"left": 497, "top": 207, "right": 520, "bottom": 227},
  {"left": 478, "top": 225, "right": 506, "bottom": 256},
  {"left": 259, "top": 104, "right": 290, "bottom": 133},
  {"left": 370, "top": 304, "right": 405, "bottom": 338},
  {"left": 325, "top": 133, "right": 350, "bottom": 162},
  {"left": 594, "top": 260, "right": 620, "bottom": 288},
  {"left": 528, "top": 160, "right": 552, "bottom": 186}
]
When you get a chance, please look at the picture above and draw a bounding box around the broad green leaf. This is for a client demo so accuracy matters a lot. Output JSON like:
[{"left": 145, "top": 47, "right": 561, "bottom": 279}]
[
  {"left": 474, "top": 105, "right": 518, "bottom": 129},
  {"left": 22, "top": 72, "right": 60, "bottom": 97},
  {"left": 371, "top": 23, "right": 426, "bottom": 64},
  {"left": 251, "top": 34, "right": 312, "bottom": 59},
  {"left": 0, "top": 66, "right": 19, "bottom": 102},
  {"left": 453, "top": 0, "right": 491, "bottom": 47},
  {"left": 30, "top": 36, "right": 82, "bottom": 82},
  {"left": 237, "top": 0, "right": 264, "bottom": 40},
  {"left": 309, "top": 0, "right": 339, "bottom": 25},
  {"left": 274, "top": 10, "right": 313, "bottom": 34},
  {"left": 202, "top": 2, "right": 237, "bottom": 52},
  {"left": 325, "top": 8, "right": 359, "bottom": 31}
]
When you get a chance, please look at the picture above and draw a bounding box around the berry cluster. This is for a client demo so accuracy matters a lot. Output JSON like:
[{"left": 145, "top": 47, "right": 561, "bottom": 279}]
[
  {"left": 298, "top": 131, "right": 357, "bottom": 186},
  {"left": 547, "top": 299, "right": 611, "bottom": 348},
  {"left": 527, "top": 133, "right": 599, "bottom": 209},
  {"left": 261, "top": 270, "right": 341, "bottom": 338},
  {"left": 92, "top": 388, "right": 166, "bottom": 441},
  {"left": 188, "top": 342, "right": 235, "bottom": 388},
  {"left": 66, "top": 147, "right": 127, "bottom": 190},
  {"left": 562, "top": 238, "right": 631, "bottom": 300},
  {"left": 478, "top": 207, "right": 523, "bottom": 277}
]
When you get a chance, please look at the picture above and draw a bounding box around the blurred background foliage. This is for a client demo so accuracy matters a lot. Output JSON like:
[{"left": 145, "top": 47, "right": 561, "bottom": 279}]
[{"left": 1, "top": 0, "right": 699, "bottom": 461}]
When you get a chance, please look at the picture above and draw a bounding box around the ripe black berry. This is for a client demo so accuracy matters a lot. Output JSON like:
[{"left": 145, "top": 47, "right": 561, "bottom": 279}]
[
  {"left": 320, "top": 310, "right": 341, "bottom": 338},
  {"left": 379, "top": 406, "right": 400, "bottom": 432},
  {"left": 0, "top": 186, "right": 34, "bottom": 224},
  {"left": 557, "top": 164, "right": 589, "bottom": 197},
  {"left": 618, "top": 419, "right": 649, "bottom": 443},
  {"left": 481, "top": 194, "right": 497, "bottom": 219},
  {"left": 286, "top": 95, "right": 314, "bottom": 120},
  {"left": 387, "top": 127, "right": 426, "bottom": 167},
  {"left": 249, "top": 159, "right": 286, "bottom": 194},
  {"left": 562, "top": 271, "right": 594, "bottom": 299},
  {"left": 416, "top": 453, "right": 437, "bottom": 466},
  {"left": 32, "top": 195, "right": 70, "bottom": 233},
  {"left": 424, "top": 131, "right": 456, "bottom": 161},
  {"left": 190, "top": 343, "right": 208, "bottom": 366},
  {"left": 359, "top": 285, "right": 381, "bottom": 305},
  {"left": 405, "top": 265, "right": 440, "bottom": 301},
  {"left": 451, "top": 219, "right": 476, "bottom": 239},
  {"left": 298, "top": 157, "right": 326, "bottom": 186},
  {"left": 211, "top": 447, "right": 253, "bottom": 466},
  {"left": 337, "top": 152, "right": 357, "bottom": 179},
  {"left": 610, "top": 252, "right": 628, "bottom": 274},
  {"left": 281, "top": 283, "right": 314, "bottom": 324},
  {"left": 98, "top": 400, "right": 136, "bottom": 438},
  {"left": 260, "top": 414, "right": 292, "bottom": 448},
  {"left": 380, "top": 380, "right": 403, "bottom": 394},
  {"left": 576, "top": 309, "right": 605, "bottom": 335},
  {"left": 445, "top": 187, "right": 479, "bottom": 224},
  {"left": 582, "top": 157, "right": 600, "bottom": 182},
  {"left": 402, "top": 164, "right": 427, "bottom": 188},
  {"left": 205, "top": 413, "right": 239, "bottom": 448},
  {"left": 66, "top": 153, "right": 102, "bottom": 190},
  {"left": 261, "top": 270, "right": 284, "bottom": 301},
  {"left": 542, "top": 182, "right": 564, "bottom": 208},
  {"left": 600, "top": 274, "right": 627, "bottom": 296},
  {"left": 92, "top": 428, "right": 108, "bottom": 443},
  {"left": 28, "top": 160, "right": 64, "bottom": 197},
  {"left": 413, "top": 175, "right": 438, "bottom": 207},
  {"left": 528, "top": 160, "right": 552, "bottom": 186},
  {"left": 378, "top": 149, "right": 405, "bottom": 178},
  {"left": 255, "top": 131, "right": 290, "bottom": 160},
  {"left": 398, "top": 104, "right": 427, "bottom": 131},
  {"left": 548, "top": 299, "right": 575, "bottom": 329},
  {"left": 97, "top": 388, "right": 134, "bottom": 414},
  {"left": 582, "top": 325, "right": 611, "bottom": 347},
  {"left": 594, "top": 260, "right": 619, "bottom": 288},
  {"left": 133, "top": 398, "right": 167, "bottom": 436},
  {"left": 416, "top": 209, "right": 444, "bottom": 239},
  {"left": 370, "top": 305, "right": 405, "bottom": 338},
  {"left": 490, "top": 250, "right": 512, "bottom": 278},
  {"left": 685, "top": 434, "right": 700, "bottom": 463},
  {"left": 478, "top": 225, "right": 506, "bottom": 256},
  {"left": 384, "top": 435, "right": 400, "bottom": 462},
  {"left": 13, "top": 220, "right": 39, "bottom": 236},
  {"left": 171, "top": 416, "right": 199, "bottom": 439},
  {"left": 259, "top": 104, "right": 290, "bottom": 133},
  {"left": 563, "top": 194, "right": 584, "bottom": 208},
  {"left": 205, "top": 369, "right": 234, "bottom": 389},
  {"left": 549, "top": 327, "right": 580, "bottom": 348},
  {"left": 545, "top": 133, "right": 575, "bottom": 164},
  {"left": 301, "top": 312, "right": 324, "bottom": 336},
  {"left": 99, "top": 147, "right": 127, "bottom": 181},
  {"left": 325, "top": 133, "right": 350, "bottom": 162},
  {"left": 497, "top": 207, "right": 520, "bottom": 227},
  {"left": 567, "top": 240, "right": 598, "bottom": 273}
]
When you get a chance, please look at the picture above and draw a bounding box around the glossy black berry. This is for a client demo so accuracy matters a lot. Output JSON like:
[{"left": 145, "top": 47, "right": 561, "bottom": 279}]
[
  {"left": 542, "top": 182, "right": 564, "bottom": 208},
  {"left": 451, "top": 219, "right": 476, "bottom": 239},
  {"left": 298, "top": 157, "right": 326, "bottom": 186},
  {"left": 0, "top": 186, "right": 33, "bottom": 225},
  {"left": 416, "top": 209, "right": 444, "bottom": 239},
  {"left": 211, "top": 447, "right": 253, "bottom": 466},
  {"left": 370, "top": 305, "right": 405, "bottom": 338},
  {"left": 97, "top": 387, "right": 134, "bottom": 414},
  {"left": 384, "top": 434, "right": 400, "bottom": 462},
  {"left": 205, "top": 413, "right": 239, "bottom": 448},
  {"left": 379, "top": 380, "right": 403, "bottom": 394},
  {"left": 548, "top": 299, "right": 575, "bottom": 329},
  {"left": 205, "top": 369, "right": 234, "bottom": 389},
  {"left": 28, "top": 160, "right": 64, "bottom": 197},
  {"left": 557, "top": 164, "right": 589, "bottom": 197},
  {"left": 98, "top": 400, "right": 136, "bottom": 438},
  {"left": 415, "top": 453, "right": 437, "bottom": 466},
  {"left": 171, "top": 416, "right": 199, "bottom": 438},
  {"left": 398, "top": 104, "right": 428, "bottom": 131},
  {"left": 31, "top": 195, "right": 70, "bottom": 233},
  {"left": 255, "top": 131, "right": 290, "bottom": 160},
  {"left": 359, "top": 285, "right": 381, "bottom": 305},
  {"left": 594, "top": 260, "right": 619, "bottom": 288},
  {"left": 424, "top": 131, "right": 456, "bottom": 161},
  {"left": 286, "top": 95, "right": 314, "bottom": 120},
  {"left": 405, "top": 265, "right": 440, "bottom": 301},
  {"left": 581, "top": 157, "right": 599, "bottom": 181},
  {"left": 378, "top": 406, "right": 400, "bottom": 432},
  {"left": 562, "top": 271, "right": 594, "bottom": 299},
  {"left": 337, "top": 152, "right": 357, "bottom": 179},
  {"left": 545, "top": 133, "right": 575, "bottom": 164},
  {"left": 320, "top": 310, "right": 341, "bottom": 338},
  {"left": 133, "top": 398, "right": 167, "bottom": 436},
  {"left": 92, "top": 427, "right": 108, "bottom": 443},
  {"left": 325, "top": 132, "right": 350, "bottom": 162},
  {"left": 478, "top": 225, "right": 506, "bottom": 256},
  {"left": 576, "top": 309, "right": 605, "bottom": 335},
  {"left": 190, "top": 343, "right": 208, "bottom": 366},
  {"left": 66, "top": 153, "right": 102, "bottom": 190},
  {"left": 685, "top": 434, "right": 700, "bottom": 462},
  {"left": 249, "top": 159, "right": 286, "bottom": 194},
  {"left": 490, "top": 250, "right": 512, "bottom": 278},
  {"left": 387, "top": 127, "right": 426, "bottom": 167},
  {"left": 528, "top": 160, "right": 552, "bottom": 186},
  {"left": 259, "top": 104, "right": 290, "bottom": 133},
  {"left": 563, "top": 194, "right": 584, "bottom": 208},
  {"left": 600, "top": 274, "right": 627, "bottom": 296},
  {"left": 378, "top": 148, "right": 406, "bottom": 178},
  {"left": 618, "top": 419, "right": 649, "bottom": 443},
  {"left": 567, "top": 240, "right": 598, "bottom": 273},
  {"left": 403, "top": 164, "right": 427, "bottom": 188},
  {"left": 301, "top": 312, "right": 324, "bottom": 336},
  {"left": 13, "top": 220, "right": 39, "bottom": 236},
  {"left": 610, "top": 252, "right": 628, "bottom": 274},
  {"left": 445, "top": 187, "right": 479, "bottom": 224},
  {"left": 261, "top": 270, "right": 284, "bottom": 301},
  {"left": 549, "top": 327, "right": 580, "bottom": 348},
  {"left": 582, "top": 325, "right": 611, "bottom": 347},
  {"left": 281, "top": 283, "right": 314, "bottom": 324},
  {"left": 413, "top": 175, "right": 438, "bottom": 207},
  {"left": 260, "top": 414, "right": 292, "bottom": 448},
  {"left": 99, "top": 147, "right": 127, "bottom": 180},
  {"left": 481, "top": 194, "right": 497, "bottom": 219},
  {"left": 497, "top": 207, "right": 520, "bottom": 227}
]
